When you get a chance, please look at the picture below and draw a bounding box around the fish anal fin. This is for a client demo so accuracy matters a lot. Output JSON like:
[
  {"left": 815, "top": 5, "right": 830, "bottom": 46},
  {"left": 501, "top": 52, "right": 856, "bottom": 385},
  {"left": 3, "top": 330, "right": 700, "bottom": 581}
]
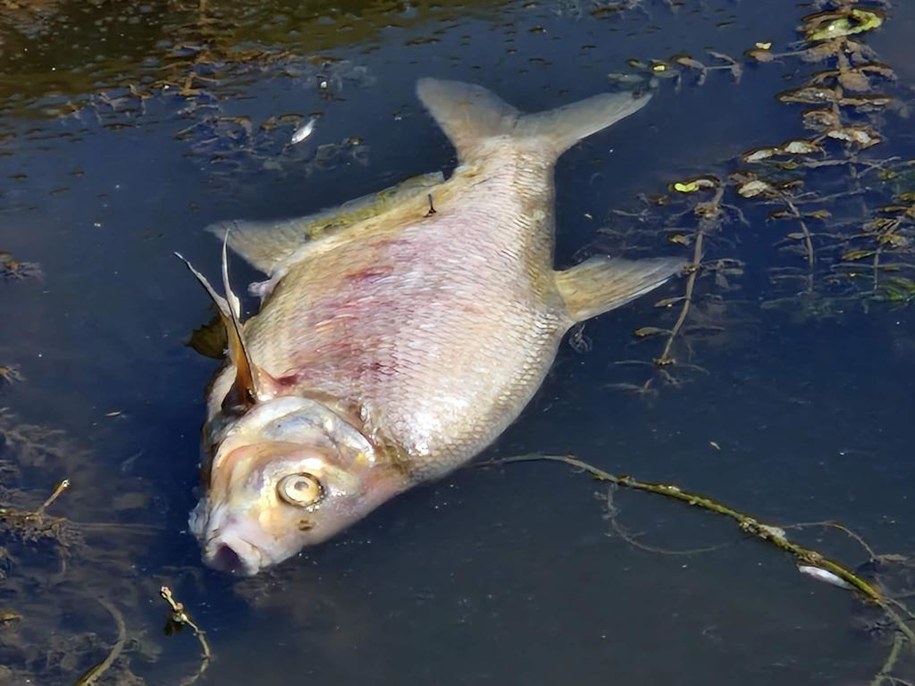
[{"left": 555, "top": 256, "right": 685, "bottom": 323}]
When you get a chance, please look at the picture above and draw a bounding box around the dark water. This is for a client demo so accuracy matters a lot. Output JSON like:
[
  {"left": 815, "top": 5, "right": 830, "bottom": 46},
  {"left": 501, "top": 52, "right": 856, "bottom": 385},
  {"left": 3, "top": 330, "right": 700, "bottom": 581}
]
[{"left": 1, "top": 0, "right": 914, "bottom": 684}]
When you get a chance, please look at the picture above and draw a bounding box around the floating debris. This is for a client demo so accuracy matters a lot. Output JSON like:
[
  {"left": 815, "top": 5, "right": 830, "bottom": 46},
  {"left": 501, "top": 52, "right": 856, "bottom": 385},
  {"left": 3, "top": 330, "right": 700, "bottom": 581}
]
[
  {"left": 0, "top": 365, "right": 23, "bottom": 385},
  {"left": 0, "top": 251, "right": 42, "bottom": 280}
]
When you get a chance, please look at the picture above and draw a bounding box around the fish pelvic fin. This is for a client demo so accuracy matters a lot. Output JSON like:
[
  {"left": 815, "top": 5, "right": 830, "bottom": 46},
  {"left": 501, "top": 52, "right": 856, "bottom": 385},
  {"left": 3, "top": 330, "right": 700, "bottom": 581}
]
[
  {"left": 555, "top": 256, "right": 686, "bottom": 323},
  {"left": 416, "top": 78, "right": 652, "bottom": 163},
  {"left": 176, "top": 240, "right": 264, "bottom": 409}
]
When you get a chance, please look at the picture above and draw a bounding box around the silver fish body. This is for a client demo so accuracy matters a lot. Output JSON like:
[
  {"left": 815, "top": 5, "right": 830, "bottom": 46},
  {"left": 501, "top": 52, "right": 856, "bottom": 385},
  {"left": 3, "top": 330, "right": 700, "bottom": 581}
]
[{"left": 186, "top": 78, "right": 683, "bottom": 575}]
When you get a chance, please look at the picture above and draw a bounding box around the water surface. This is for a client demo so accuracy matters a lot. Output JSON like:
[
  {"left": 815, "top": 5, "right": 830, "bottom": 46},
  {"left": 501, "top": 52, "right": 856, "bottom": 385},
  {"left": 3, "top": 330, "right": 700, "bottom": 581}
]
[{"left": 1, "top": 1, "right": 913, "bottom": 684}]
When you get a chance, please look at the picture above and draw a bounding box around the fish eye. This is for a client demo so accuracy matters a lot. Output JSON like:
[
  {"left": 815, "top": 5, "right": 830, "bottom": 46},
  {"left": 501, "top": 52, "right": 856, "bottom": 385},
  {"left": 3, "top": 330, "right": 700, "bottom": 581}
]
[{"left": 277, "top": 473, "right": 323, "bottom": 507}]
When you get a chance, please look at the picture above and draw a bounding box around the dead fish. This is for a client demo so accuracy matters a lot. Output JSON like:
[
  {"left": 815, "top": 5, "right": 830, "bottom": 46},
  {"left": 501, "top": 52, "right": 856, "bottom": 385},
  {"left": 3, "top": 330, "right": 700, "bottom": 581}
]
[
  {"left": 797, "top": 564, "right": 854, "bottom": 590},
  {"left": 290, "top": 116, "right": 318, "bottom": 145},
  {"left": 183, "top": 78, "right": 683, "bottom": 575}
]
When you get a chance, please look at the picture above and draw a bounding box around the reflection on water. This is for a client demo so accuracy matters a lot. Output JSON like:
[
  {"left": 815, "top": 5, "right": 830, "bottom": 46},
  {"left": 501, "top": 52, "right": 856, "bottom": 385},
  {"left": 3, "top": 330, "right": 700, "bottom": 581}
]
[{"left": 1, "top": 0, "right": 914, "bottom": 684}]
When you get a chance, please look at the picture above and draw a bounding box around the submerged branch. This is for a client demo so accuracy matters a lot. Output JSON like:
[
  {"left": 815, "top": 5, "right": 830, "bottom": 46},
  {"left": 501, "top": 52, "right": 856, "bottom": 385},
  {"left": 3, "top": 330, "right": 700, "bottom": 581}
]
[
  {"left": 870, "top": 632, "right": 907, "bottom": 686},
  {"left": 654, "top": 185, "right": 724, "bottom": 367},
  {"left": 487, "top": 453, "right": 915, "bottom": 646},
  {"left": 75, "top": 597, "right": 127, "bottom": 686}
]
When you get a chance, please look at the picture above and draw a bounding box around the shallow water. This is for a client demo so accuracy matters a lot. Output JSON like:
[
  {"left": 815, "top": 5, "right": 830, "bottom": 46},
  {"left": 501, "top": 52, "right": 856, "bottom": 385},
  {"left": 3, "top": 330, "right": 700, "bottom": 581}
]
[{"left": 1, "top": 0, "right": 914, "bottom": 684}]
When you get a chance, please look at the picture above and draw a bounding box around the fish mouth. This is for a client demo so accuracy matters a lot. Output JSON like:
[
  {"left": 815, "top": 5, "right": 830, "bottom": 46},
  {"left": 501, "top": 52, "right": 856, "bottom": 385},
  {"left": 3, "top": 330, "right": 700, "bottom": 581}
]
[{"left": 204, "top": 530, "right": 264, "bottom": 576}]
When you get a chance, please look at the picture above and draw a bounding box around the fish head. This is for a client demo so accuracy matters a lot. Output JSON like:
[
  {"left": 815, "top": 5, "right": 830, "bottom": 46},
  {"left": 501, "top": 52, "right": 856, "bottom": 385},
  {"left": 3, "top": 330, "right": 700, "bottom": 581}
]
[{"left": 190, "top": 397, "right": 408, "bottom": 575}]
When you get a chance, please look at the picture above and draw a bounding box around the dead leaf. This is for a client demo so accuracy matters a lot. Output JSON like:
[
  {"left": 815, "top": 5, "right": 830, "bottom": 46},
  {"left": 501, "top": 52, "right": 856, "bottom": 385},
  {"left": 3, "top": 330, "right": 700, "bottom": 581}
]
[
  {"left": 671, "top": 54, "right": 705, "bottom": 70},
  {"left": 841, "top": 249, "right": 876, "bottom": 261},
  {"left": 778, "top": 86, "right": 837, "bottom": 105},
  {"left": 802, "top": 109, "right": 840, "bottom": 132},
  {"left": 737, "top": 179, "right": 775, "bottom": 198},
  {"left": 745, "top": 48, "right": 774, "bottom": 63},
  {"left": 744, "top": 147, "right": 778, "bottom": 163},
  {"left": 838, "top": 70, "right": 871, "bottom": 92},
  {"left": 781, "top": 139, "right": 822, "bottom": 155},
  {"left": 827, "top": 126, "right": 881, "bottom": 147}
]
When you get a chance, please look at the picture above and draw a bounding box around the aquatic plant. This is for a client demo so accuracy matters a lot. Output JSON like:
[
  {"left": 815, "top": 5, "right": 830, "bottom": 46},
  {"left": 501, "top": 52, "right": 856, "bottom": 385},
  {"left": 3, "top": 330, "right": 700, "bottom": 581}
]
[
  {"left": 600, "top": 0, "right": 913, "bottom": 392},
  {"left": 490, "top": 451, "right": 915, "bottom": 686}
]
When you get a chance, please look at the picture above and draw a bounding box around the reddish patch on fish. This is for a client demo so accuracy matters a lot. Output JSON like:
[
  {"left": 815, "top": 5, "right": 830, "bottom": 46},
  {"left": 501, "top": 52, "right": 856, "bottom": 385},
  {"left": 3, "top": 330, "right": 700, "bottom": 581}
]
[{"left": 345, "top": 265, "right": 395, "bottom": 284}]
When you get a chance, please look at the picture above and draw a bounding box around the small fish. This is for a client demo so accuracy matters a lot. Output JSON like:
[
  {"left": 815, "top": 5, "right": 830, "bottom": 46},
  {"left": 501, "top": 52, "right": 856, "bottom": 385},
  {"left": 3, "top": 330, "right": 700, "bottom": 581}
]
[
  {"left": 797, "top": 564, "right": 854, "bottom": 589},
  {"left": 290, "top": 116, "right": 317, "bottom": 145},
  {"left": 183, "top": 78, "right": 683, "bottom": 575}
]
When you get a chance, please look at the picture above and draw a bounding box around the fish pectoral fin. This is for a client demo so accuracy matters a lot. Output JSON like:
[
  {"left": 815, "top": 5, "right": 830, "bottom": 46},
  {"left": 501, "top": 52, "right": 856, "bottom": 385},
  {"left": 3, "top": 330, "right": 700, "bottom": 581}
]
[
  {"left": 206, "top": 172, "right": 445, "bottom": 275},
  {"left": 176, "top": 242, "right": 264, "bottom": 408},
  {"left": 555, "top": 256, "right": 686, "bottom": 323}
]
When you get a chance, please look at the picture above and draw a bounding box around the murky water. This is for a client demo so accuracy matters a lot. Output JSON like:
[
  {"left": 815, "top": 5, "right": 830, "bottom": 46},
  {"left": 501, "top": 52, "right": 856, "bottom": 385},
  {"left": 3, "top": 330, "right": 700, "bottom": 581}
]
[{"left": 1, "top": 0, "right": 914, "bottom": 684}]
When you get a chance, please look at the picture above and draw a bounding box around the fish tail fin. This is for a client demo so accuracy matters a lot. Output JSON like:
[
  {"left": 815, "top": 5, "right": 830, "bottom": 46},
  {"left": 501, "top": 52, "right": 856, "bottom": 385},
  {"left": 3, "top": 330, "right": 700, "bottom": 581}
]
[
  {"left": 416, "top": 78, "right": 651, "bottom": 163},
  {"left": 516, "top": 89, "right": 651, "bottom": 159}
]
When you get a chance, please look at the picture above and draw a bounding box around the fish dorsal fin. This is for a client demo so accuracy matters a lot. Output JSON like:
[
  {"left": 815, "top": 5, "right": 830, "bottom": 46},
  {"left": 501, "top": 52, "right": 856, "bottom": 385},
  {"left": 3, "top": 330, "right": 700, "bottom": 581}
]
[
  {"left": 417, "top": 77, "right": 652, "bottom": 163},
  {"left": 207, "top": 172, "right": 445, "bottom": 275},
  {"left": 176, "top": 238, "right": 262, "bottom": 408},
  {"left": 555, "top": 256, "right": 685, "bottom": 323}
]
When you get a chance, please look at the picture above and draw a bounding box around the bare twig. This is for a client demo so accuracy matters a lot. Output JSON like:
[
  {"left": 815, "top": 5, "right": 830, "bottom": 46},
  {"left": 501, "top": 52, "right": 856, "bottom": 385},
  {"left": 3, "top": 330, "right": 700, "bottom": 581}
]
[
  {"left": 160, "top": 586, "right": 212, "bottom": 685},
  {"left": 33, "top": 478, "right": 70, "bottom": 518}
]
